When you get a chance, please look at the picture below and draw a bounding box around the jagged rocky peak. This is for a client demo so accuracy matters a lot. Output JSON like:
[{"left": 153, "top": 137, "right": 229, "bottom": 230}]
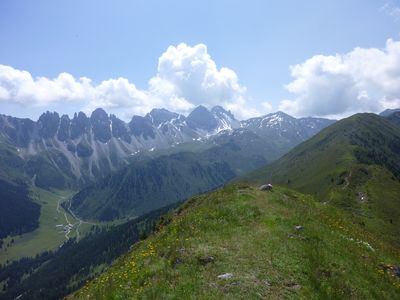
[
  {"left": 186, "top": 105, "right": 219, "bottom": 131},
  {"left": 57, "top": 114, "right": 71, "bottom": 141},
  {"left": 241, "top": 111, "right": 290, "bottom": 130},
  {"left": 258, "top": 111, "right": 295, "bottom": 127},
  {"left": 129, "top": 115, "right": 155, "bottom": 140},
  {"left": 211, "top": 105, "right": 235, "bottom": 120},
  {"left": 110, "top": 114, "right": 131, "bottom": 143},
  {"left": 70, "top": 112, "right": 90, "bottom": 139},
  {"left": 90, "top": 108, "right": 111, "bottom": 143},
  {"left": 269, "top": 111, "right": 293, "bottom": 123},
  {"left": 145, "top": 108, "right": 180, "bottom": 126},
  {"left": 37, "top": 111, "right": 60, "bottom": 138},
  {"left": 211, "top": 105, "right": 240, "bottom": 130},
  {"left": 0, "top": 115, "right": 35, "bottom": 147},
  {"left": 90, "top": 108, "right": 108, "bottom": 120},
  {"left": 265, "top": 111, "right": 293, "bottom": 120}
]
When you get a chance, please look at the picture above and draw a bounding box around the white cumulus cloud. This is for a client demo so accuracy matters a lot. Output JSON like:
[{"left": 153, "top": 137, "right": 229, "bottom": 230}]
[
  {"left": 279, "top": 38, "right": 400, "bottom": 118},
  {"left": 0, "top": 43, "right": 261, "bottom": 120},
  {"left": 148, "top": 43, "right": 251, "bottom": 118},
  {"left": 84, "top": 78, "right": 161, "bottom": 118},
  {"left": 0, "top": 64, "right": 162, "bottom": 119},
  {"left": 0, "top": 65, "right": 93, "bottom": 105}
]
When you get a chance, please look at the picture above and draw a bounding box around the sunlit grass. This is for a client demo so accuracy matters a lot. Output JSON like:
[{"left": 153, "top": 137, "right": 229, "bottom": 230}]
[{"left": 69, "top": 184, "right": 400, "bottom": 299}]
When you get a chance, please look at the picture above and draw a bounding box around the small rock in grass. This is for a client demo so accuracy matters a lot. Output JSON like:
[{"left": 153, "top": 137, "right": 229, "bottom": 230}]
[
  {"left": 294, "top": 225, "right": 304, "bottom": 231},
  {"left": 380, "top": 263, "right": 400, "bottom": 278},
  {"left": 288, "top": 233, "right": 306, "bottom": 240},
  {"left": 393, "top": 266, "right": 400, "bottom": 277},
  {"left": 198, "top": 256, "right": 215, "bottom": 265},
  {"left": 217, "top": 273, "right": 233, "bottom": 279},
  {"left": 172, "top": 258, "right": 183, "bottom": 267},
  {"left": 259, "top": 184, "right": 273, "bottom": 191},
  {"left": 287, "top": 283, "right": 301, "bottom": 290},
  {"left": 291, "top": 284, "right": 301, "bottom": 290}
]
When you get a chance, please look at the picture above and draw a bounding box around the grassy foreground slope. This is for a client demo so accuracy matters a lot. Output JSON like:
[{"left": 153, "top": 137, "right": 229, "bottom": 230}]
[
  {"left": 69, "top": 184, "right": 400, "bottom": 299},
  {"left": 244, "top": 113, "right": 400, "bottom": 248}
]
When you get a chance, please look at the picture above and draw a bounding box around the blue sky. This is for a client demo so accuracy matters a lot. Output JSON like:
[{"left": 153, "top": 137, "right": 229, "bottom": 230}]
[{"left": 0, "top": 0, "right": 400, "bottom": 120}]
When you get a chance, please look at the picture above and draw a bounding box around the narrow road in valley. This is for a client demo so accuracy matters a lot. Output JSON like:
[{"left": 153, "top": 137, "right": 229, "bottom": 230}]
[
  {"left": 56, "top": 194, "right": 97, "bottom": 241},
  {"left": 56, "top": 196, "right": 75, "bottom": 239},
  {"left": 342, "top": 171, "right": 352, "bottom": 189},
  {"left": 56, "top": 196, "right": 63, "bottom": 213},
  {"left": 65, "top": 197, "right": 97, "bottom": 240}
]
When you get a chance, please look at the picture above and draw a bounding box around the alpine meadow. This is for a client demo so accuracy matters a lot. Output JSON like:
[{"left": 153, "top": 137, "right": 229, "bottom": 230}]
[{"left": 1, "top": 1, "right": 400, "bottom": 299}]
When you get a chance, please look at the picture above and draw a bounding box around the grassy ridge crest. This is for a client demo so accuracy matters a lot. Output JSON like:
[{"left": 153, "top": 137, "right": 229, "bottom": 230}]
[{"left": 69, "top": 184, "right": 400, "bottom": 299}]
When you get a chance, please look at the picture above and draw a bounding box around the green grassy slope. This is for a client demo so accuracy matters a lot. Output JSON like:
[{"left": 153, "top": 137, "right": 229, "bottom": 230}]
[
  {"left": 245, "top": 113, "right": 400, "bottom": 192},
  {"left": 244, "top": 113, "right": 400, "bottom": 247},
  {"left": 69, "top": 184, "right": 400, "bottom": 299},
  {"left": 71, "top": 151, "right": 236, "bottom": 222}
]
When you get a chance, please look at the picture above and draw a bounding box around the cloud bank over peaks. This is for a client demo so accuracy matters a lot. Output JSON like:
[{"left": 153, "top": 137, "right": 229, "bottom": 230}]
[
  {"left": 280, "top": 38, "right": 400, "bottom": 118},
  {"left": 3, "top": 39, "right": 400, "bottom": 121},
  {"left": 0, "top": 43, "right": 261, "bottom": 120},
  {"left": 149, "top": 43, "right": 247, "bottom": 114}
]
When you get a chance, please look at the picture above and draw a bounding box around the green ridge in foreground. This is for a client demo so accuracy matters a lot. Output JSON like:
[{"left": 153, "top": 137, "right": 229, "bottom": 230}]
[{"left": 69, "top": 184, "right": 400, "bottom": 299}]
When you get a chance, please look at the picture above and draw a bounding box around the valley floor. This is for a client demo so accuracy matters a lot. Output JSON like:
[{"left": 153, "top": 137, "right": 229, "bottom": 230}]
[
  {"left": 0, "top": 188, "right": 91, "bottom": 264},
  {"left": 69, "top": 184, "right": 400, "bottom": 299}
]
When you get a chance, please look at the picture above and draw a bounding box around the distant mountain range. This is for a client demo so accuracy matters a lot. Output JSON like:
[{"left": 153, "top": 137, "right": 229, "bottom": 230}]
[{"left": 0, "top": 106, "right": 335, "bottom": 190}]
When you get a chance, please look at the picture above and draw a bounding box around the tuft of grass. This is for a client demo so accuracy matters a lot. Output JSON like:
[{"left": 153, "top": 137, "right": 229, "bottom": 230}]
[{"left": 69, "top": 185, "right": 400, "bottom": 299}]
